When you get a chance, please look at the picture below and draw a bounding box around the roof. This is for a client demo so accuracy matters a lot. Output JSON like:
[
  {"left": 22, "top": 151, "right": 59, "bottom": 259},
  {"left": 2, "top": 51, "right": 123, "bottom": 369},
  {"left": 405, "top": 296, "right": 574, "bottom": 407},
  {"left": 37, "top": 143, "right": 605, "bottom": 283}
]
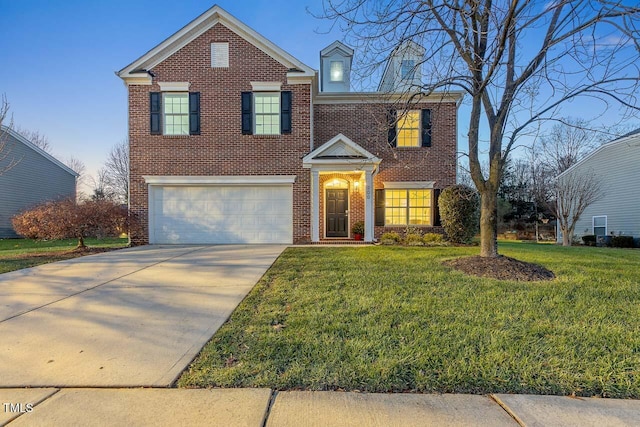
[
  {"left": 0, "top": 126, "right": 79, "bottom": 177},
  {"left": 117, "top": 4, "right": 315, "bottom": 85},
  {"left": 556, "top": 127, "right": 640, "bottom": 179},
  {"left": 320, "top": 40, "right": 354, "bottom": 57}
]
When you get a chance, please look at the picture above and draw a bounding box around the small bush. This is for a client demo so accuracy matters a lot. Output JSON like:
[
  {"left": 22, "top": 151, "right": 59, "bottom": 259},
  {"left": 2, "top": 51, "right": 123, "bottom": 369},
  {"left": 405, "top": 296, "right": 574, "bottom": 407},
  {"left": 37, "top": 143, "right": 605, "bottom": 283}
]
[
  {"left": 404, "top": 233, "right": 424, "bottom": 246},
  {"left": 611, "top": 236, "right": 634, "bottom": 248},
  {"left": 438, "top": 185, "right": 480, "bottom": 244},
  {"left": 582, "top": 235, "right": 596, "bottom": 246},
  {"left": 423, "top": 233, "right": 447, "bottom": 246},
  {"left": 380, "top": 231, "right": 401, "bottom": 245}
]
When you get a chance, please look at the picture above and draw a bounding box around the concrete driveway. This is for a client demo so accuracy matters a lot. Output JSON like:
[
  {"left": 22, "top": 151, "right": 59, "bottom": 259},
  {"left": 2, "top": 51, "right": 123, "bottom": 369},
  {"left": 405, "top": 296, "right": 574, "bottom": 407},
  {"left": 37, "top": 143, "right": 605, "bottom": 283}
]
[{"left": 0, "top": 245, "right": 285, "bottom": 387}]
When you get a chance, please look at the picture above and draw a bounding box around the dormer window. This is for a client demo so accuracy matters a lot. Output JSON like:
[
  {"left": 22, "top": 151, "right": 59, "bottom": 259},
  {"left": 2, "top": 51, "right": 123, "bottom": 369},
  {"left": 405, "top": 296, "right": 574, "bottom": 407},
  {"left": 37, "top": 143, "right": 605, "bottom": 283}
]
[
  {"left": 401, "top": 59, "right": 415, "bottom": 79},
  {"left": 330, "top": 61, "right": 344, "bottom": 82}
]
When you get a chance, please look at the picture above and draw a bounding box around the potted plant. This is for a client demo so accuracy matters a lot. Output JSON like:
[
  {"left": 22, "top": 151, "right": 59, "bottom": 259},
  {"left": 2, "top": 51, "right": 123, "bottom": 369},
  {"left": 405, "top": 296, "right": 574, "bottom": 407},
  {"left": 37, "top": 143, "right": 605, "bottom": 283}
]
[{"left": 352, "top": 221, "right": 365, "bottom": 241}]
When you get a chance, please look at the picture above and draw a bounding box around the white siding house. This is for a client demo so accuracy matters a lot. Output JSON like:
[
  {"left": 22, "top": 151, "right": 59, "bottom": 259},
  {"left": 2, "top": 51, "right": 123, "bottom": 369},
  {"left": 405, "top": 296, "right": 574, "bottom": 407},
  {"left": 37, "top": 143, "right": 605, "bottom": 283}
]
[
  {"left": 556, "top": 128, "right": 640, "bottom": 244},
  {"left": 0, "top": 126, "right": 78, "bottom": 238}
]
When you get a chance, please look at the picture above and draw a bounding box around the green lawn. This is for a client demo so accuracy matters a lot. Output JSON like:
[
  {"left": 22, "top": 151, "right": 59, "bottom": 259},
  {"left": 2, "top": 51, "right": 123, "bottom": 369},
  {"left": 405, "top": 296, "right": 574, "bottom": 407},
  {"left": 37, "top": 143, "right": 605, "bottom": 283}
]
[
  {"left": 0, "top": 237, "right": 128, "bottom": 274},
  {"left": 178, "top": 242, "right": 640, "bottom": 398}
]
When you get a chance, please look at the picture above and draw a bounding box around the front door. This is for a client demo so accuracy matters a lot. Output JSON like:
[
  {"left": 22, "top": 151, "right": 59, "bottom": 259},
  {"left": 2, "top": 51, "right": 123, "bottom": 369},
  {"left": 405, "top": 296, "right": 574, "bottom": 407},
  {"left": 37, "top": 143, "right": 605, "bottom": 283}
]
[{"left": 326, "top": 189, "right": 348, "bottom": 237}]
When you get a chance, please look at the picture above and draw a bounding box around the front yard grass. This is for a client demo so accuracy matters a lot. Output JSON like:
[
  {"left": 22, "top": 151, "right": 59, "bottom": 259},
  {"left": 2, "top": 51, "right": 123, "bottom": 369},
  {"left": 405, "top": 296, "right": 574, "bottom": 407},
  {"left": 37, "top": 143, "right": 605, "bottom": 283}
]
[
  {"left": 0, "top": 237, "right": 128, "bottom": 274},
  {"left": 178, "top": 242, "right": 640, "bottom": 398}
]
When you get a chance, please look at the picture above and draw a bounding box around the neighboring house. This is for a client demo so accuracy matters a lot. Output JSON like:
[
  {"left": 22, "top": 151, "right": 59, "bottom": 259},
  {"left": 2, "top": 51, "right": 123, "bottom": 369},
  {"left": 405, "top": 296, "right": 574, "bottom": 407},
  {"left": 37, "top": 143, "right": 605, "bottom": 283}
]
[
  {"left": 0, "top": 126, "right": 78, "bottom": 238},
  {"left": 117, "top": 5, "right": 461, "bottom": 245},
  {"left": 556, "top": 128, "right": 640, "bottom": 244}
]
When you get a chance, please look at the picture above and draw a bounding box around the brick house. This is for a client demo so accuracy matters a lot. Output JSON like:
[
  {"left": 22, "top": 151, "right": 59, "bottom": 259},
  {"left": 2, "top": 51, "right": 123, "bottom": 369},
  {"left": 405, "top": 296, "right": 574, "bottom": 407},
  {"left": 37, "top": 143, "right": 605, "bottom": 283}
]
[{"left": 117, "top": 5, "right": 461, "bottom": 245}]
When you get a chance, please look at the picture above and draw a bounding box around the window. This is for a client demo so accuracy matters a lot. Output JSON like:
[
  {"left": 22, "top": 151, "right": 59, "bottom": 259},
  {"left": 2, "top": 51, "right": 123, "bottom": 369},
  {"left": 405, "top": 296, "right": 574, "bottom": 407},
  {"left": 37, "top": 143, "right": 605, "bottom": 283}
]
[
  {"left": 397, "top": 110, "right": 421, "bottom": 147},
  {"left": 330, "top": 61, "right": 344, "bottom": 82},
  {"left": 593, "top": 216, "right": 607, "bottom": 237},
  {"left": 254, "top": 93, "right": 280, "bottom": 135},
  {"left": 150, "top": 91, "right": 200, "bottom": 136},
  {"left": 241, "top": 91, "right": 292, "bottom": 135},
  {"left": 385, "top": 189, "right": 432, "bottom": 225},
  {"left": 401, "top": 59, "right": 415, "bottom": 79},
  {"left": 163, "top": 93, "right": 189, "bottom": 135}
]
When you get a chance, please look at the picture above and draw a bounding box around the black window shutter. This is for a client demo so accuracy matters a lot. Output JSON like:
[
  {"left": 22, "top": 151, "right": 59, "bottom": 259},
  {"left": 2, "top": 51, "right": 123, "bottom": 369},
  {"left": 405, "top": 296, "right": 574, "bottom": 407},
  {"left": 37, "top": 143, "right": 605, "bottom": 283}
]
[
  {"left": 375, "top": 189, "right": 386, "bottom": 226},
  {"left": 387, "top": 109, "right": 397, "bottom": 147},
  {"left": 241, "top": 92, "right": 253, "bottom": 135},
  {"left": 281, "top": 91, "right": 292, "bottom": 134},
  {"left": 150, "top": 92, "right": 162, "bottom": 135},
  {"left": 189, "top": 92, "right": 200, "bottom": 135},
  {"left": 421, "top": 109, "right": 432, "bottom": 147},
  {"left": 433, "top": 188, "right": 441, "bottom": 226}
]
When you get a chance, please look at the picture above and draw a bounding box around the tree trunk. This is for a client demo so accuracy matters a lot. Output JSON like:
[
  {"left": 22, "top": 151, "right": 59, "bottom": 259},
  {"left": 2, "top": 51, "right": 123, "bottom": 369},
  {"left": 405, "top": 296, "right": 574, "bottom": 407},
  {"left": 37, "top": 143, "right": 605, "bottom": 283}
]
[
  {"left": 561, "top": 225, "right": 573, "bottom": 246},
  {"left": 479, "top": 189, "right": 499, "bottom": 257},
  {"left": 77, "top": 235, "right": 86, "bottom": 249}
]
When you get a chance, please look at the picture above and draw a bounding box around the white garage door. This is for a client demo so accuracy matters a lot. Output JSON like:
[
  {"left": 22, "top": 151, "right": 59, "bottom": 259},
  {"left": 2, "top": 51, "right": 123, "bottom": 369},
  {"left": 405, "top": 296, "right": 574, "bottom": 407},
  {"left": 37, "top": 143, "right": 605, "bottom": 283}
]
[{"left": 150, "top": 185, "right": 293, "bottom": 244}]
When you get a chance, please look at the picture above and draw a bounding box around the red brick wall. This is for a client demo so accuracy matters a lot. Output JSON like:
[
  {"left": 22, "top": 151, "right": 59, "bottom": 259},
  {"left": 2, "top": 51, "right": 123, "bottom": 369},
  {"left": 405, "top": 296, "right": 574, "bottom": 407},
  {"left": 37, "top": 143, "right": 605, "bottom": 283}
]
[{"left": 128, "top": 24, "right": 312, "bottom": 244}]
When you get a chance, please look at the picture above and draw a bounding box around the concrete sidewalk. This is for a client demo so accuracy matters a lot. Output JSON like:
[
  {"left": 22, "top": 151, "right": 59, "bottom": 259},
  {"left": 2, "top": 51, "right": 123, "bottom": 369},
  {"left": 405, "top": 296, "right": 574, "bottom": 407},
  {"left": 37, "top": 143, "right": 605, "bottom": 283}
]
[
  {"left": 0, "top": 245, "right": 285, "bottom": 388},
  {"left": 2, "top": 388, "right": 639, "bottom": 426}
]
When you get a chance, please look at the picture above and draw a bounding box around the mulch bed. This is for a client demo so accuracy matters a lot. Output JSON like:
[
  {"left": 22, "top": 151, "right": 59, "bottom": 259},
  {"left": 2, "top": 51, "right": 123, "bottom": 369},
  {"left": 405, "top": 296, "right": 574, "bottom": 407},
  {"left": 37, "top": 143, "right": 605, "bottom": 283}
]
[{"left": 443, "top": 255, "right": 555, "bottom": 281}]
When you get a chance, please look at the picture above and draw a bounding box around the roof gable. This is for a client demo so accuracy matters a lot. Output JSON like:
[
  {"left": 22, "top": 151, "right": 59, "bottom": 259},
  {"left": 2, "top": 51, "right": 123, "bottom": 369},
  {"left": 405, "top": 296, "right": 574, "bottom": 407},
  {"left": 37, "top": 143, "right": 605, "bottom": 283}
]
[
  {"left": 303, "top": 133, "right": 381, "bottom": 167},
  {"left": 117, "top": 5, "right": 315, "bottom": 85},
  {"left": 320, "top": 40, "right": 354, "bottom": 58},
  {"left": 0, "top": 126, "right": 78, "bottom": 177}
]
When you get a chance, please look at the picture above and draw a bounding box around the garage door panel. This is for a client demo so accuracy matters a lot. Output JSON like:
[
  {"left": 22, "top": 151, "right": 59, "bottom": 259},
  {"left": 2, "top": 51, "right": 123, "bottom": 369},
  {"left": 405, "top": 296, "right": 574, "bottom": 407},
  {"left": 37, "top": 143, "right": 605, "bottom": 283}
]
[{"left": 151, "top": 185, "right": 293, "bottom": 244}]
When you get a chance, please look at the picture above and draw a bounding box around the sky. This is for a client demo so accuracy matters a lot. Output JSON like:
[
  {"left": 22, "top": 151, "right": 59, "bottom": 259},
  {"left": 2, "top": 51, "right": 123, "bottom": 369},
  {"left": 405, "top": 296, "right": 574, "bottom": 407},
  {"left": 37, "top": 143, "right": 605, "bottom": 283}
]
[
  {"left": 1, "top": 0, "right": 637, "bottom": 190},
  {"left": 0, "top": 0, "right": 343, "bottom": 189}
]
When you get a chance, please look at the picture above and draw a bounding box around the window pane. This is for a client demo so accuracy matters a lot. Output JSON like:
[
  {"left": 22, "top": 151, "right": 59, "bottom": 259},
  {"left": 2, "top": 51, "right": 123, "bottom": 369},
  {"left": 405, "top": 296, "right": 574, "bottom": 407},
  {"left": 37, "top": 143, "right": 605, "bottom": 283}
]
[
  {"left": 397, "top": 111, "right": 420, "bottom": 147},
  {"left": 254, "top": 93, "right": 280, "bottom": 135},
  {"left": 594, "top": 216, "right": 606, "bottom": 227},
  {"left": 401, "top": 59, "right": 415, "bottom": 79},
  {"left": 330, "top": 61, "right": 344, "bottom": 82}
]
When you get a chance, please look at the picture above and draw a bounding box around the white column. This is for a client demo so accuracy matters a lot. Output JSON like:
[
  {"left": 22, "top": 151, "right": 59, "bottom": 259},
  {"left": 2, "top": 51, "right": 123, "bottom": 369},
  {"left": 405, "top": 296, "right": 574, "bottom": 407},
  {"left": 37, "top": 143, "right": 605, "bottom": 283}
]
[
  {"left": 311, "top": 169, "right": 320, "bottom": 242},
  {"left": 364, "top": 170, "right": 374, "bottom": 242}
]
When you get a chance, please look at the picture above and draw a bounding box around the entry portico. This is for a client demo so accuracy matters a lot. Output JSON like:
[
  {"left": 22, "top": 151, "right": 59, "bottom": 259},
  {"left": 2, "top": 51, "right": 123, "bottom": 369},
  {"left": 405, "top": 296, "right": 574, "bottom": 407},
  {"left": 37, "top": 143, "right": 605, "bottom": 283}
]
[{"left": 303, "top": 134, "right": 381, "bottom": 242}]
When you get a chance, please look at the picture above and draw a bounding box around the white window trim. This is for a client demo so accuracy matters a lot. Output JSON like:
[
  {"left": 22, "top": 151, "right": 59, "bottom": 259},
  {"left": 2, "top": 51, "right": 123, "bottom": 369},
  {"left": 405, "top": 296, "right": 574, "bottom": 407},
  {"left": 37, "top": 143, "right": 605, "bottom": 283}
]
[
  {"left": 384, "top": 188, "right": 434, "bottom": 227},
  {"left": 593, "top": 215, "right": 607, "bottom": 235},
  {"left": 383, "top": 181, "right": 434, "bottom": 189},
  {"left": 162, "top": 92, "right": 189, "bottom": 136},
  {"left": 253, "top": 92, "right": 281, "bottom": 135},
  {"left": 158, "top": 82, "right": 190, "bottom": 92},
  {"left": 250, "top": 81, "right": 282, "bottom": 92}
]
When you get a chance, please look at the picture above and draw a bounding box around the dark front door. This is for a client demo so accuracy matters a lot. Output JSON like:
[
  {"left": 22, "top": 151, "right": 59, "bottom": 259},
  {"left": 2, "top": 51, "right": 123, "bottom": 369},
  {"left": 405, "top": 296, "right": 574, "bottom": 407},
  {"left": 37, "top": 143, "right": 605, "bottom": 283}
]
[{"left": 326, "top": 189, "right": 348, "bottom": 237}]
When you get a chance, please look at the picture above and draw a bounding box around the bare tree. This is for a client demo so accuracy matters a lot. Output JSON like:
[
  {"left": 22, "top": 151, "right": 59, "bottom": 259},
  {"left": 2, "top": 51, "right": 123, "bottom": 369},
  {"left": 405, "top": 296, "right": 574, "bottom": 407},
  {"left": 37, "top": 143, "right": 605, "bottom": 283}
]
[
  {"left": 13, "top": 126, "right": 52, "bottom": 153},
  {"left": 102, "top": 140, "right": 129, "bottom": 204},
  {"left": 0, "top": 94, "right": 19, "bottom": 175},
  {"left": 554, "top": 170, "right": 604, "bottom": 246},
  {"left": 320, "top": 0, "right": 640, "bottom": 257},
  {"left": 64, "top": 156, "right": 87, "bottom": 200},
  {"left": 539, "top": 118, "right": 597, "bottom": 174}
]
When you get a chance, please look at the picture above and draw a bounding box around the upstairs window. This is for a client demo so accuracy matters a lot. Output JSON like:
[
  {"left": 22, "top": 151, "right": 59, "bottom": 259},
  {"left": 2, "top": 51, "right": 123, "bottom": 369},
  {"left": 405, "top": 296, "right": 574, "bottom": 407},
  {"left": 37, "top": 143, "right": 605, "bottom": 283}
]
[
  {"left": 397, "top": 110, "right": 421, "bottom": 147},
  {"left": 150, "top": 91, "right": 200, "bottom": 136},
  {"left": 401, "top": 59, "right": 415, "bottom": 79},
  {"left": 254, "top": 93, "right": 280, "bottom": 135},
  {"left": 241, "top": 90, "right": 292, "bottom": 136},
  {"left": 163, "top": 93, "right": 189, "bottom": 135},
  {"left": 388, "top": 109, "right": 432, "bottom": 147},
  {"left": 330, "top": 61, "right": 344, "bottom": 82}
]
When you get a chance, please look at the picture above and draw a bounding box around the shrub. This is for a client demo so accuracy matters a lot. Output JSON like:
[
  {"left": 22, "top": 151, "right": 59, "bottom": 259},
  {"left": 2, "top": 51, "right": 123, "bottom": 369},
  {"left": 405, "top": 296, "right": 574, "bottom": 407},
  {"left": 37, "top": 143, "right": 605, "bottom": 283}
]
[
  {"left": 423, "top": 233, "right": 446, "bottom": 246},
  {"left": 352, "top": 221, "right": 365, "bottom": 235},
  {"left": 12, "top": 199, "right": 138, "bottom": 248},
  {"left": 404, "top": 233, "right": 424, "bottom": 246},
  {"left": 611, "top": 236, "right": 634, "bottom": 248},
  {"left": 380, "top": 231, "right": 401, "bottom": 245},
  {"left": 438, "top": 185, "right": 480, "bottom": 244},
  {"left": 582, "top": 235, "right": 596, "bottom": 246}
]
